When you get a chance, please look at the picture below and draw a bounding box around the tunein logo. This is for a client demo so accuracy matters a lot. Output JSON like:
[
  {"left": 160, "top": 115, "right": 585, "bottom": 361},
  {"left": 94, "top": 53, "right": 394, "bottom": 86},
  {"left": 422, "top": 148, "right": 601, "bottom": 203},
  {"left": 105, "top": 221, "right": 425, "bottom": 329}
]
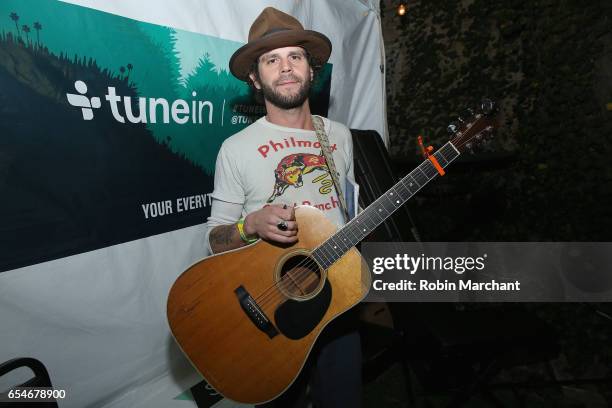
[
  {"left": 65, "top": 79, "right": 216, "bottom": 124},
  {"left": 66, "top": 80, "right": 101, "bottom": 120}
]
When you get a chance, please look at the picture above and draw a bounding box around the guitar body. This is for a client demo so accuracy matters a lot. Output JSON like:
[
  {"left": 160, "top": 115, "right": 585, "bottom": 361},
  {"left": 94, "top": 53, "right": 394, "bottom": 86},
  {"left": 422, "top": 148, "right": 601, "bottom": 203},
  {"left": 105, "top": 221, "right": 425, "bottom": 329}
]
[{"left": 167, "top": 205, "right": 371, "bottom": 404}]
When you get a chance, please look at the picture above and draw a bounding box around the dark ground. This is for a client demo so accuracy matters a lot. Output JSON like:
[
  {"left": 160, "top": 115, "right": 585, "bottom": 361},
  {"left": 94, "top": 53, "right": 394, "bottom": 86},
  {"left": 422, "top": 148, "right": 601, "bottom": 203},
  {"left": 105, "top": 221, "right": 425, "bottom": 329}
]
[{"left": 360, "top": 302, "right": 612, "bottom": 407}]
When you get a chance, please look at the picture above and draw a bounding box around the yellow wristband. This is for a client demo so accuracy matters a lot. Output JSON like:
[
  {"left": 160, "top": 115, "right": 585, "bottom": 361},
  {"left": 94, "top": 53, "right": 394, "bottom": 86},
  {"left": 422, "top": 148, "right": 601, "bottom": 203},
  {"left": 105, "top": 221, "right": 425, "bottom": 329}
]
[{"left": 236, "top": 218, "right": 258, "bottom": 244}]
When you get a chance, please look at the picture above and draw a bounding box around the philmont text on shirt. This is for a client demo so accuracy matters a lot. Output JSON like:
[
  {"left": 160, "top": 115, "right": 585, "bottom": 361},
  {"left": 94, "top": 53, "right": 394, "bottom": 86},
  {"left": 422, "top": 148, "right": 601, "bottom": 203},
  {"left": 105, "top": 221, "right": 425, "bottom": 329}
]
[{"left": 258, "top": 136, "right": 337, "bottom": 158}]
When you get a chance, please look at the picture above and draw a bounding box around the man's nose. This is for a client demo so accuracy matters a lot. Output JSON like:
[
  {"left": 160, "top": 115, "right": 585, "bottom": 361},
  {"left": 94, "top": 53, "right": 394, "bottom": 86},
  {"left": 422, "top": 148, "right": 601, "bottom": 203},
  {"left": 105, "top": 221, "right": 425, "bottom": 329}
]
[{"left": 280, "top": 57, "right": 293, "bottom": 73}]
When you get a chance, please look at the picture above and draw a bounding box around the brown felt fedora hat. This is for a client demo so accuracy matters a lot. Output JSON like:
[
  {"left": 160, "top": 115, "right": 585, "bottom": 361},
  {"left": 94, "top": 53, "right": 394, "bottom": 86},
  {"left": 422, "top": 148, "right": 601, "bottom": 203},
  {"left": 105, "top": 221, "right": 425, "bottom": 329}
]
[{"left": 229, "top": 7, "right": 332, "bottom": 81}]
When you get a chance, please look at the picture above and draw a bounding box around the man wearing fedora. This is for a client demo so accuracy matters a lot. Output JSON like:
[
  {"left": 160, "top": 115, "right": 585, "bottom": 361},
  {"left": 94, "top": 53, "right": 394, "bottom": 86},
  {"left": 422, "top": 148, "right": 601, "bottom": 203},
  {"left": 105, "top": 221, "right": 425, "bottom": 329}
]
[{"left": 205, "top": 7, "right": 362, "bottom": 408}]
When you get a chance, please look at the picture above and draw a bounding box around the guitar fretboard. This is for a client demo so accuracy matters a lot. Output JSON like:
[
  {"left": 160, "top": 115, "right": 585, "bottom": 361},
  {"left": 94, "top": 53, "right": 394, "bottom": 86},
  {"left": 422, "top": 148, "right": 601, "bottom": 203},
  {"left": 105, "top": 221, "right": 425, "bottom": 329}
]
[{"left": 312, "top": 141, "right": 460, "bottom": 270}]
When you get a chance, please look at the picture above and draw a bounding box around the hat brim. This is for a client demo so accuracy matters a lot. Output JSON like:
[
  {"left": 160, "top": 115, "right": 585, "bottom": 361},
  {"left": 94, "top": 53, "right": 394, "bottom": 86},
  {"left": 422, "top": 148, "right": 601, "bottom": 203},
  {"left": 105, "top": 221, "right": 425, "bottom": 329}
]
[{"left": 229, "top": 30, "right": 331, "bottom": 81}]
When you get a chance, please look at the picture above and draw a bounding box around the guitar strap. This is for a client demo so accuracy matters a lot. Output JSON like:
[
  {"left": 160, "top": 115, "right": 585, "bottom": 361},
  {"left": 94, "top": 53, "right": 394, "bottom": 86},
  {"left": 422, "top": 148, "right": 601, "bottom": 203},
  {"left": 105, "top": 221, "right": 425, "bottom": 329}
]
[{"left": 312, "top": 115, "right": 351, "bottom": 223}]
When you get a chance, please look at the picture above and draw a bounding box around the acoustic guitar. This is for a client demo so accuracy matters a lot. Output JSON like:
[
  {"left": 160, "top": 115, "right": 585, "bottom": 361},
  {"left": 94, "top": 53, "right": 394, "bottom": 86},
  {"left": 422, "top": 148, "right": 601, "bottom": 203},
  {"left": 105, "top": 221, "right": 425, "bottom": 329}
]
[{"left": 167, "top": 100, "right": 497, "bottom": 404}]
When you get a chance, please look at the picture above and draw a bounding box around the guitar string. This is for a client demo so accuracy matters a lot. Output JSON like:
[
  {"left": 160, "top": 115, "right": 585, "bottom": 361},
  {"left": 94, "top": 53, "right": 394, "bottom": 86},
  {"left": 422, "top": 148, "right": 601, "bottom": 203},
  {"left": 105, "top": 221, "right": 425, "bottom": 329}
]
[
  {"left": 252, "top": 139, "right": 469, "bottom": 309},
  {"left": 257, "top": 153, "right": 441, "bottom": 304},
  {"left": 254, "top": 137, "right": 476, "bottom": 309},
  {"left": 253, "top": 145, "right": 453, "bottom": 308},
  {"left": 297, "top": 137, "right": 466, "bottom": 278},
  {"left": 254, "top": 158, "right": 442, "bottom": 309},
  {"left": 253, "top": 135, "right": 480, "bottom": 309},
  {"left": 254, "top": 147, "right": 467, "bottom": 310}
]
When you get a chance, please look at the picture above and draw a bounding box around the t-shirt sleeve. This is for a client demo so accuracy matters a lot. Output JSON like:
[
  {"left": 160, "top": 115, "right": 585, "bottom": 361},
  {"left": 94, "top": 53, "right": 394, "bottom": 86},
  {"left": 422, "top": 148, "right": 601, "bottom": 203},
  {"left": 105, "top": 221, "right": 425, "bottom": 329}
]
[{"left": 210, "top": 141, "right": 246, "bottom": 204}]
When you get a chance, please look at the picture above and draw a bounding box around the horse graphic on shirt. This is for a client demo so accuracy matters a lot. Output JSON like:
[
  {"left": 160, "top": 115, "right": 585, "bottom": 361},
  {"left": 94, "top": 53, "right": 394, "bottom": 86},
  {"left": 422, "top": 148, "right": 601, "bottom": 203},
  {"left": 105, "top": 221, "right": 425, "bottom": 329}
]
[{"left": 266, "top": 153, "right": 329, "bottom": 203}]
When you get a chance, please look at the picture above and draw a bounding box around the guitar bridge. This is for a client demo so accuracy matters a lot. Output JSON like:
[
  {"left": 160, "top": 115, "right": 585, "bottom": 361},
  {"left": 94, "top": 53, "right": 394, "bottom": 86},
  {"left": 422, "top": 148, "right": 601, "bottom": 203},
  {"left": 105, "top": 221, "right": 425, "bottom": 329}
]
[{"left": 234, "top": 285, "right": 278, "bottom": 339}]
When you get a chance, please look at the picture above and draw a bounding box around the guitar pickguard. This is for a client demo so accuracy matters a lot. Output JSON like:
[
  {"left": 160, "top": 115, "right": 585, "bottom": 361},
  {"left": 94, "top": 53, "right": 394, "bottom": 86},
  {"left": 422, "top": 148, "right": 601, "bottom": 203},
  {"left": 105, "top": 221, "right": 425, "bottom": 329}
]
[{"left": 274, "top": 279, "right": 332, "bottom": 340}]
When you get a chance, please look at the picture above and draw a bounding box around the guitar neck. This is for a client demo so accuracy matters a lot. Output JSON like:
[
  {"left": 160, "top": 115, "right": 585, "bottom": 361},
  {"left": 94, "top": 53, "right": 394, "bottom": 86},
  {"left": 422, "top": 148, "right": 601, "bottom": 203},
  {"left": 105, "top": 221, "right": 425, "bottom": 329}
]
[{"left": 311, "top": 141, "right": 461, "bottom": 269}]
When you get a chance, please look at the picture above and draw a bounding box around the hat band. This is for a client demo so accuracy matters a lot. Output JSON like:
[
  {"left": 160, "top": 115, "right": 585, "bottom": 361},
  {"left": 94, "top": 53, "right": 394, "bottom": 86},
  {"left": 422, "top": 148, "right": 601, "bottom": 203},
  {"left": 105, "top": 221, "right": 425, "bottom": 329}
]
[{"left": 261, "top": 27, "right": 293, "bottom": 37}]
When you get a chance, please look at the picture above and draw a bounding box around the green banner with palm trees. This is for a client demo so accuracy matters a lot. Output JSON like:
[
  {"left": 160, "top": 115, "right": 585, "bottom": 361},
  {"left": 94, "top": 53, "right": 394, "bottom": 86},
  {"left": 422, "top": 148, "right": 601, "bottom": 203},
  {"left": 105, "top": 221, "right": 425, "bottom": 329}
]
[{"left": 0, "top": 0, "right": 332, "bottom": 272}]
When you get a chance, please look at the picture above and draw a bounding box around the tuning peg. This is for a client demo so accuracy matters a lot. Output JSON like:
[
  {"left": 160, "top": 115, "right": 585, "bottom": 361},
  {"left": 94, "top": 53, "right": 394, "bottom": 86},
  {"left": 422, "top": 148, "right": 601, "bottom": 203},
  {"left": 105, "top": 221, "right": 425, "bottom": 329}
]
[
  {"left": 484, "top": 125, "right": 495, "bottom": 140},
  {"left": 459, "top": 108, "right": 475, "bottom": 122},
  {"left": 447, "top": 121, "right": 459, "bottom": 137},
  {"left": 480, "top": 99, "right": 496, "bottom": 115}
]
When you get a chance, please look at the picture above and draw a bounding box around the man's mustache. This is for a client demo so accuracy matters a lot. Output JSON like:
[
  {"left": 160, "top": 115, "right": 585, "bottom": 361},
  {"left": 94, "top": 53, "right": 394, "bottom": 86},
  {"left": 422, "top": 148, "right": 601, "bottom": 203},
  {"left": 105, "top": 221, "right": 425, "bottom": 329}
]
[{"left": 275, "top": 75, "right": 302, "bottom": 85}]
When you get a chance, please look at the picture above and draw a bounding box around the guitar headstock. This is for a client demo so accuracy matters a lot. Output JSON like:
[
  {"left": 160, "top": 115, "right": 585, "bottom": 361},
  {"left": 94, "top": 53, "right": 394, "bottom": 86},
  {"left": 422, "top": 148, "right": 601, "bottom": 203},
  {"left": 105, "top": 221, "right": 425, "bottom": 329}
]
[{"left": 447, "top": 99, "right": 498, "bottom": 153}]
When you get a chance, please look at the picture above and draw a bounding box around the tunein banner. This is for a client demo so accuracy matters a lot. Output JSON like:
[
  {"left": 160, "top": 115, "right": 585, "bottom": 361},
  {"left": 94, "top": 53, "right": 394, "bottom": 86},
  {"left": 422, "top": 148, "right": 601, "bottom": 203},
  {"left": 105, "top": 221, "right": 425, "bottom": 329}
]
[
  {"left": 362, "top": 242, "right": 612, "bottom": 302},
  {"left": 0, "top": 0, "right": 332, "bottom": 272}
]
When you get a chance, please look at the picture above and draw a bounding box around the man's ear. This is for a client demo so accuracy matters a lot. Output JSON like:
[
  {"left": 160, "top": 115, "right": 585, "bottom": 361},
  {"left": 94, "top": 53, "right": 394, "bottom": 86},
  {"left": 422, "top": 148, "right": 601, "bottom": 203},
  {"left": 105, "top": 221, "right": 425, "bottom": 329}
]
[{"left": 249, "top": 72, "right": 261, "bottom": 90}]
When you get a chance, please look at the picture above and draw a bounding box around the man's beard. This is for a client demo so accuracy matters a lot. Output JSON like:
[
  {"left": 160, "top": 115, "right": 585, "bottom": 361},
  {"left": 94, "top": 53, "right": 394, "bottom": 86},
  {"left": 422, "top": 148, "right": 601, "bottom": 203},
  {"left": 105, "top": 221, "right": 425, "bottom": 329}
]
[{"left": 261, "top": 75, "right": 311, "bottom": 110}]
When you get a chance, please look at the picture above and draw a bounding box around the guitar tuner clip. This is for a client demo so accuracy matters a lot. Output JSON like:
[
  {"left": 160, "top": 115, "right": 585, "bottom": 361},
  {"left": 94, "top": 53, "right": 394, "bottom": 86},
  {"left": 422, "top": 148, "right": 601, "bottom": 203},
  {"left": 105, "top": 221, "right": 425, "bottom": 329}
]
[{"left": 417, "top": 135, "right": 445, "bottom": 176}]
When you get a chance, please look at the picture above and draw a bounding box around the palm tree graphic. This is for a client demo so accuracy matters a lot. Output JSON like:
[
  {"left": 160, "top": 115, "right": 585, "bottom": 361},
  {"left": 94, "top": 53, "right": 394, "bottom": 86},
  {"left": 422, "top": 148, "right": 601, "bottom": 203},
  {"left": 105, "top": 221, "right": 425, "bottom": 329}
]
[
  {"left": 9, "top": 12, "right": 20, "bottom": 38},
  {"left": 119, "top": 66, "right": 126, "bottom": 79},
  {"left": 33, "top": 21, "right": 42, "bottom": 47},
  {"left": 22, "top": 24, "right": 30, "bottom": 46},
  {"left": 127, "top": 63, "right": 133, "bottom": 80}
]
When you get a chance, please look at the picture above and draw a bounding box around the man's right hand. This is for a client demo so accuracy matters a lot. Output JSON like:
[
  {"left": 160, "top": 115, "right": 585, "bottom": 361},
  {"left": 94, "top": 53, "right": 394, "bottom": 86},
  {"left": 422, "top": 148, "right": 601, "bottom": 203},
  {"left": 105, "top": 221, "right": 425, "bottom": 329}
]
[{"left": 244, "top": 204, "right": 298, "bottom": 244}]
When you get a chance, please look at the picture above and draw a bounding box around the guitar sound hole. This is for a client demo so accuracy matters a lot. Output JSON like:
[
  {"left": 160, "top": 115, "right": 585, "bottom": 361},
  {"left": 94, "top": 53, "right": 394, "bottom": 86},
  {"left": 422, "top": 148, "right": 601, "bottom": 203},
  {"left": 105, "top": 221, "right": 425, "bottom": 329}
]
[{"left": 279, "top": 254, "right": 323, "bottom": 300}]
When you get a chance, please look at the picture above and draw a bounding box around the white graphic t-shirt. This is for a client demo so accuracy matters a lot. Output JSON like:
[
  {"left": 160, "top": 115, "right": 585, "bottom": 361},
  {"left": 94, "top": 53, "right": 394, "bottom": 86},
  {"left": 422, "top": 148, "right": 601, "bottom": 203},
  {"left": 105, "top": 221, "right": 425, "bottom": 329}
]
[{"left": 211, "top": 115, "right": 354, "bottom": 228}]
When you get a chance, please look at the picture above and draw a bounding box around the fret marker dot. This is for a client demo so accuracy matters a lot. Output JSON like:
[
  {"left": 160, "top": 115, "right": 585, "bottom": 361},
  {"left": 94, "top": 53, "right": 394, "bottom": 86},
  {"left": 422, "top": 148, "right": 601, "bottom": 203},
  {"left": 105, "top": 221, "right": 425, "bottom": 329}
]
[
  {"left": 389, "top": 193, "right": 393, "bottom": 196},
  {"left": 396, "top": 200, "right": 400, "bottom": 203},
  {"left": 363, "top": 228, "right": 366, "bottom": 232},
  {"left": 410, "top": 183, "right": 413, "bottom": 186},
  {"left": 334, "top": 246, "right": 337, "bottom": 249},
  {"left": 379, "top": 208, "right": 382, "bottom": 212}
]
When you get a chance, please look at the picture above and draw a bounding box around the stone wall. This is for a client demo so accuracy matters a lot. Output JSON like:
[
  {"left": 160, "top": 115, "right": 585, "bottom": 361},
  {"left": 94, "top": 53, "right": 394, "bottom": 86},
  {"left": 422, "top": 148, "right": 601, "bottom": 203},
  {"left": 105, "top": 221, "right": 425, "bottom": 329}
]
[{"left": 380, "top": 0, "right": 612, "bottom": 240}]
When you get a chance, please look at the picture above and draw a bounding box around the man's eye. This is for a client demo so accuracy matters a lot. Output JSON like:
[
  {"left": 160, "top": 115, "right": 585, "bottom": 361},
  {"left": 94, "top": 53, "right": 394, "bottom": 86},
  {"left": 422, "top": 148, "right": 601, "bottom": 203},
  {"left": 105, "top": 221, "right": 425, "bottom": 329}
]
[
  {"left": 266, "top": 58, "right": 278, "bottom": 65},
  {"left": 290, "top": 55, "right": 303, "bottom": 60}
]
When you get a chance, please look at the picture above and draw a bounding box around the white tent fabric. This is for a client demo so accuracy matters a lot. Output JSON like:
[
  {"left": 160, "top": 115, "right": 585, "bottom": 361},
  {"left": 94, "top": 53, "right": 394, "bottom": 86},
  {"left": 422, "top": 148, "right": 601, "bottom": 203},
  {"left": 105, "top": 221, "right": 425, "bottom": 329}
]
[{"left": 0, "top": 1, "right": 386, "bottom": 407}]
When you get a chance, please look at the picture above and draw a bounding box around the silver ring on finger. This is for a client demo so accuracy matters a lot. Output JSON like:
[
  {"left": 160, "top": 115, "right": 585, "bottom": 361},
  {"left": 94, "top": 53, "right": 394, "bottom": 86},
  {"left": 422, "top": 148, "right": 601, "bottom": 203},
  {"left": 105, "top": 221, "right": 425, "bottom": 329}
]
[{"left": 277, "top": 220, "right": 288, "bottom": 231}]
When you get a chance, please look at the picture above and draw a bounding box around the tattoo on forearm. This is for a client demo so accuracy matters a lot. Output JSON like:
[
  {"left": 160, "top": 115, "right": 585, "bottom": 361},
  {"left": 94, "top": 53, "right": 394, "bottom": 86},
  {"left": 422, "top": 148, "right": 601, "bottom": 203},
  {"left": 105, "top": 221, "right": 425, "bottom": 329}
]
[
  {"left": 209, "top": 224, "right": 243, "bottom": 253},
  {"left": 211, "top": 225, "right": 235, "bottom": 245}
]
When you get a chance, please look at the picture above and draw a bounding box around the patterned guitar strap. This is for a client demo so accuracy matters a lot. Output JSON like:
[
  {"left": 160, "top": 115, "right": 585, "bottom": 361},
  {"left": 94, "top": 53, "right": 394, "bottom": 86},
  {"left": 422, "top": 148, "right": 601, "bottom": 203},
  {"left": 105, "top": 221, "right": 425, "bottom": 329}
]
[{"left": 312, "top": 115, "right": 351, "bottom": 223}]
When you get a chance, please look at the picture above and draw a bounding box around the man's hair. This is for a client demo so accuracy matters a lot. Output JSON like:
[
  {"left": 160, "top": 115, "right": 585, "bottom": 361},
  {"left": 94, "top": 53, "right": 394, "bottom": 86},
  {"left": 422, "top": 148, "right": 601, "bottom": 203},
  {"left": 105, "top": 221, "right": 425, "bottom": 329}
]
[{"left": 246, "top": 50, "right": 324, "bottom": 104}]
